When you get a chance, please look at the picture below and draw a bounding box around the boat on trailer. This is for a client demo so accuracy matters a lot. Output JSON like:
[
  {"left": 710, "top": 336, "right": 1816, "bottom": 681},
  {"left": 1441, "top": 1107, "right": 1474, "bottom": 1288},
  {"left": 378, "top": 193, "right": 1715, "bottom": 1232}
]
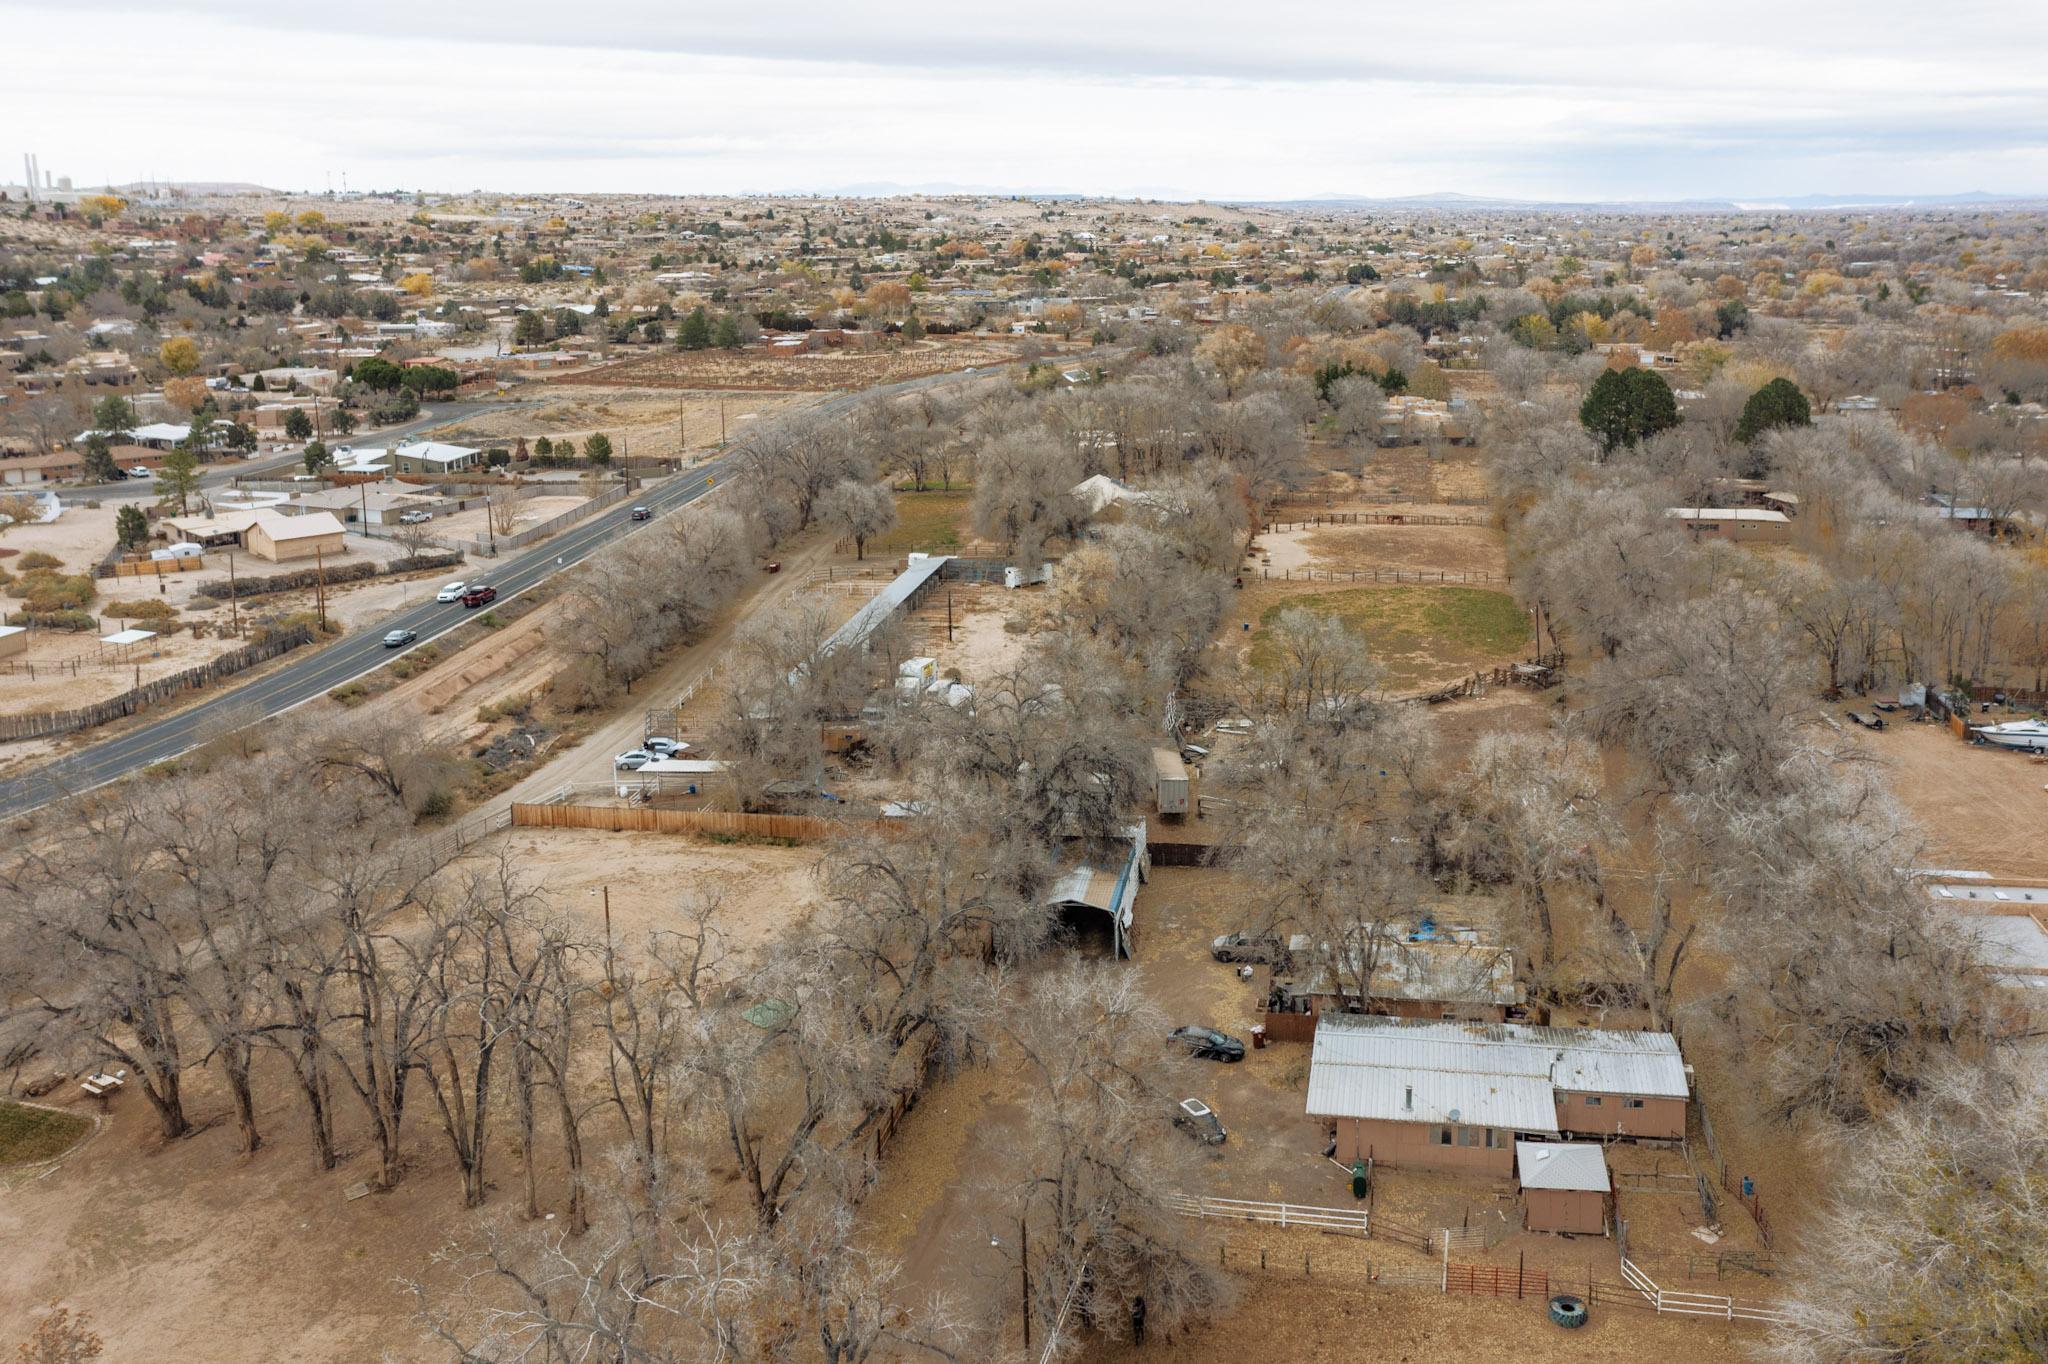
[{"left": 1970, "top": 718, "right": 2048, "bottom": 752}]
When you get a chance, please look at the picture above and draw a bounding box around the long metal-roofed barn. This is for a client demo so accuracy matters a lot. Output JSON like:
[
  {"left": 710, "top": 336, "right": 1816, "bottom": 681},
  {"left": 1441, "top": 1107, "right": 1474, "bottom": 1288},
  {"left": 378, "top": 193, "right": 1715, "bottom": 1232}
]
[
  {"left": 1305, "top": 1015, "right": 1690, "bottom": 1174},
  {"left": 812, "top": 553, "right": 953, "bottom": 666}
]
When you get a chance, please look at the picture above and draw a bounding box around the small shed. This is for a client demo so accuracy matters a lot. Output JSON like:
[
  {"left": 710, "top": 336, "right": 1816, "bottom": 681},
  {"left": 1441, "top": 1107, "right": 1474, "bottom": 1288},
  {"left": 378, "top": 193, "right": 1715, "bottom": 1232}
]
[
  {"left": 0, "top": 624, "right": 27, "bottom": 660},
  {"left": 1517, "top": 1141, "right": 1610, "bottom": 1235}
]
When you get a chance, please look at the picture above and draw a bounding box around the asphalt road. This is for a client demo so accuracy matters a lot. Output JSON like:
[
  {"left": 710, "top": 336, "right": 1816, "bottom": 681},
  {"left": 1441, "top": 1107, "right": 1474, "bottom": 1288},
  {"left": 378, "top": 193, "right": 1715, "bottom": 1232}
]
[{"left": 0, "top": 361, "right": 1019, "bottom": 818}]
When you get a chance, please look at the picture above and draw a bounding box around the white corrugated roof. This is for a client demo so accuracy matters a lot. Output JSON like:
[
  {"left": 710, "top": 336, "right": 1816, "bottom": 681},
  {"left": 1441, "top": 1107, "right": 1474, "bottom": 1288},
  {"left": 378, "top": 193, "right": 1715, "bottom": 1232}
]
[
  {"left": 1516, "top": 1141, "right": 1609, "bottom": 1192},
  {"left": 1304, "top": 1016, "right": 1688, "bottom": 1131},
  {"left": 1306, "top": 1058, "right": 1557, "bottom": 1132}
]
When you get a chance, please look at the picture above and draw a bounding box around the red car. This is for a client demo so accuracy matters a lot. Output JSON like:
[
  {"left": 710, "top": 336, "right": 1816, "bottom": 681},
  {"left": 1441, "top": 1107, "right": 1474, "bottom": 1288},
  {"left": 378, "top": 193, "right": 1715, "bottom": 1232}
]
[{"left": 460, "top": 584, "right": 498, "bottom": 608}]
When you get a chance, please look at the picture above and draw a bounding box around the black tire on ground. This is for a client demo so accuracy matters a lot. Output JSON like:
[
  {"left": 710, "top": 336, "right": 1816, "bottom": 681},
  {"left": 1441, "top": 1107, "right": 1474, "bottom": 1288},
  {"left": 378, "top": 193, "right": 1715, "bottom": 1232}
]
[{"left": 1548, "top": 1294, "right": 1588, "bottom": 1329}]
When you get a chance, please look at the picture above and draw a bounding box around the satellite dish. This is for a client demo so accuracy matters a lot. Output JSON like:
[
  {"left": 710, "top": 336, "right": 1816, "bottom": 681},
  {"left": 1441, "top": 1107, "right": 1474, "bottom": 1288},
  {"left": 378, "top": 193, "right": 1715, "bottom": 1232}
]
[{"left": 1447, "top": 1108, "right": 1462, "bottom": 1123}]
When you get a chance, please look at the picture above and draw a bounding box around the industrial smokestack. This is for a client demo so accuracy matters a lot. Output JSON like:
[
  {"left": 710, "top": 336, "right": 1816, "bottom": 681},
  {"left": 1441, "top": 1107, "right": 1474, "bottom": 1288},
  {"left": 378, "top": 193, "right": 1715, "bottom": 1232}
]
[{"left": 22, "top": 153, "right": 34, "bottom": 202}]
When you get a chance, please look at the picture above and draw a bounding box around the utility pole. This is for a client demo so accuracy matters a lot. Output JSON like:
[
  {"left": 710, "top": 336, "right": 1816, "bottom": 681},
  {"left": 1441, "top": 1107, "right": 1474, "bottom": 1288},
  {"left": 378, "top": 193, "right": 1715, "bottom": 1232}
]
[
  {"left": 719, "top": 397, "right": 727, "bottom": 448},
  {"left": 228, "top": 553, "right": 239, "bottom": 636},
  {"left": 314, "top": 545, "right": 328, "bottom": 631},
  {"left": 678, "top": 395, "right": 685, "bottom": 461}
]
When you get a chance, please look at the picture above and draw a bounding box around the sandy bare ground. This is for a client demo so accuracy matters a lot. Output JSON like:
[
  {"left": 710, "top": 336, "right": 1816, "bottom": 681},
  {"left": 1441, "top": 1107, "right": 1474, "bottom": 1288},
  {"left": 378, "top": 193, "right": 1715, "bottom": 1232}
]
[
  {"left": 1079, "top": 1275, "right": 1754, "bottom": 1363},
  {"left": 1249, "top": 522, "right": 1508, "bottom": 580},
  {"left": 426, "top": 386, "right": 815, "bottom": 463},
  {"left": 427, "top": 493, "right": 590, "bottom": 546},
  {"left": 1851, "top": 718, "right": 2048, "bottom": 880},
  {"left": 468, "top": 829, "right": 823, "bottom": 959},
  {"left": 0, "top": 624, "right": 244, "bottom": 713},
  {"left": 580, "top": 336, "right": 1032, "bottom": 394}
]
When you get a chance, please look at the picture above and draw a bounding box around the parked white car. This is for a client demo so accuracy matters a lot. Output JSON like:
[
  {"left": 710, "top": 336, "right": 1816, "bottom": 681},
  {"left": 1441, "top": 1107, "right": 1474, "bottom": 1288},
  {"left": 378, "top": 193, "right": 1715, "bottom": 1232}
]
[
  {"left": 435, "top": 582, "right": 467, "bottom": 603},
  {"left": 398, "top": 510, "right": 433, "bottom": 525},
  {"left": 614, "top": 750, "right": 654, "bottom": 770},
  {"left": 644, "top": 738, "right": 689, "bottom": 758}
]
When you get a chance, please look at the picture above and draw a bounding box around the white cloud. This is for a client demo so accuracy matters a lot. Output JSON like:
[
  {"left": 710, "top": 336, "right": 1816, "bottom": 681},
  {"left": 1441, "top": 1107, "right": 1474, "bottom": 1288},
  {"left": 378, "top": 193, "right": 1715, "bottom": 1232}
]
[{"left": 8, "top": 1, "right": 2048, "bottom": 200}]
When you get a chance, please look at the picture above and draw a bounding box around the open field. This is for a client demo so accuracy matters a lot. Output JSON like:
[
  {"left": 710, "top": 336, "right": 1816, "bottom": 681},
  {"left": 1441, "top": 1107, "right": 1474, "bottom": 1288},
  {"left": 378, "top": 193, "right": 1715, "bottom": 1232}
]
[
  {"left": 1850, "top": 718, "right": 2048, "bottom": 880},
  {"left": 0, "top": 1101, "right": 91, "bottom": 1166},
  {"left": 868, "top": 488, "right": 974, "bottom": 556},
  {"left": 424, "top": 385, "right": 814, "bottom": 462},
  {"left": 577, "top": 336, "right": 1032, "bottom": 392},
  {"left": 1242, "top": 585, "right": 1534, "bottom": 691}
]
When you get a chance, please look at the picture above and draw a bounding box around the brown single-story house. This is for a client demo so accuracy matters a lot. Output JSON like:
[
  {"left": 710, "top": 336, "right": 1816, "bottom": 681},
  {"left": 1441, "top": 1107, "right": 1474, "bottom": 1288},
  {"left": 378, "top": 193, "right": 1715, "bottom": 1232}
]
[
  {"left": 1664, "top": 507, "right": 1792, "bottom": 544},
  {"left": 245, "top": 510, "right": 347, "bottom": 562},
  {"left": 1306, "top": 1016, "right": 1690, "bottom": 1176},
  {"left": 1517, "top": 1141, "right": 1610, "bottom": 1235},
  {"left": 163, "top": 509, "right": 348, "bottom": 563}
]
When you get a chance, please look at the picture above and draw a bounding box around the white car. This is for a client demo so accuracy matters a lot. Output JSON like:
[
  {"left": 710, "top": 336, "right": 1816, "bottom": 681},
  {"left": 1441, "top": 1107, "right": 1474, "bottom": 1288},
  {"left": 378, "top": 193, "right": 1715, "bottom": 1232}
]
[
  {"left": 644, "top": 738, "right": 689, "bottom": 758},
  {"left": 435, "top": 582, "right": 467, "bottom": 603},
  {"left": 398, "top": 510, "right": 433, "bottom": 525},
  {"left": 614, "top": 750, "right": 654, "bottom": 770},
  {"left": 126, "top": 465, "right": 153, "bottom": 479}
]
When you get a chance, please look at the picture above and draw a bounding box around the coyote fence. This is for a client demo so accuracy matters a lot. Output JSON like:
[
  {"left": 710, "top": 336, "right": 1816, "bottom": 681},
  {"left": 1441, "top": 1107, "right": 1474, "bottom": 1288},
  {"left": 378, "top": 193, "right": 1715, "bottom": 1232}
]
[
  {"left": 1252, "top": 565, "right": 1501, "bottom": 586},
  {"left": 0, "top": 627, "right": 315, "bottom": 741},
  {"left": 511, "top": 801, "right": 872, "bottom": 842},
  {"left": 1260, "top": 511, "right": 1486, "bottom": 532}
]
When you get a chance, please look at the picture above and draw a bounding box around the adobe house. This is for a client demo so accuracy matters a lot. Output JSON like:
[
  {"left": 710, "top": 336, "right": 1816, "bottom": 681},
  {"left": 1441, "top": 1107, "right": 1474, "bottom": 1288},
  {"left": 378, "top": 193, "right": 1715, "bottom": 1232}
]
[
  {"left": 1516, "top": 1141, "right": 1610, "bottom": 1236},
  {"left": 1305, "top": 1016, "right": 1689, "bottom": 1175},
  {"left": 1663, "top": 507, "right": 1793, "bottom": 544}
]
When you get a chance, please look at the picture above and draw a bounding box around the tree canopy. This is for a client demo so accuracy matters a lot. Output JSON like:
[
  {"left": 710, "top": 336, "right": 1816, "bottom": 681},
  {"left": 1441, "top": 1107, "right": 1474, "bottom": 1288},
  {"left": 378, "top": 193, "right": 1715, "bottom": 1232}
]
[{"left": 1579, "top": 366, "right": 1680, "bottom": 455}]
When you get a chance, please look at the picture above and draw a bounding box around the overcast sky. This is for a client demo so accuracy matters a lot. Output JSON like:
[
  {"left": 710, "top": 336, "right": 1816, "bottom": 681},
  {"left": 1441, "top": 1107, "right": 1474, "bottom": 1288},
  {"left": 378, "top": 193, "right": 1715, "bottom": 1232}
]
[{"left": 11, "top": 1, "right": 2048, "bottom": 202}]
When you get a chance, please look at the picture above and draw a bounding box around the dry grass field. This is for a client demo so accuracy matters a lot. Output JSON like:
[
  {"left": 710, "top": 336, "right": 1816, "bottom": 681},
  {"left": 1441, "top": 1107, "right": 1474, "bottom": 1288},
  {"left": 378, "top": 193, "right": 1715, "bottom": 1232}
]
[{"left": 577, "top": 336, "right": 1029, "bottom": 392}]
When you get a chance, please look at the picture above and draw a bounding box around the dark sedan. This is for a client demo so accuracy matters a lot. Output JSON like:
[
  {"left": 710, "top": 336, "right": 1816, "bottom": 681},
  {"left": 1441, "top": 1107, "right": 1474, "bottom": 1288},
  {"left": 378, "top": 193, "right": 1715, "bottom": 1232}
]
[{"left": 1169, "top": 1026, "right": 1246, "bottom": 1062}]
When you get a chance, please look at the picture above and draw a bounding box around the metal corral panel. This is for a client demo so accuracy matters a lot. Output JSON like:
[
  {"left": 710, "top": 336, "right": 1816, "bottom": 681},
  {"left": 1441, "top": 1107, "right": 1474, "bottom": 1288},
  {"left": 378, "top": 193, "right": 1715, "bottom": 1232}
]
[{"left": 1515, "top": 1140, "right": 1610, "bottom": 1191}]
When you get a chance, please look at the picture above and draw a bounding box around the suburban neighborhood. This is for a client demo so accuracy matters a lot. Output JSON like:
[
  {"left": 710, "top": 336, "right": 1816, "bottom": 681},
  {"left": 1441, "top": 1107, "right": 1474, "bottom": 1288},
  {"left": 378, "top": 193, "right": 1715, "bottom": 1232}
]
[{"left": 1, "top": 11, "right": 2046, "bottom": 1364}]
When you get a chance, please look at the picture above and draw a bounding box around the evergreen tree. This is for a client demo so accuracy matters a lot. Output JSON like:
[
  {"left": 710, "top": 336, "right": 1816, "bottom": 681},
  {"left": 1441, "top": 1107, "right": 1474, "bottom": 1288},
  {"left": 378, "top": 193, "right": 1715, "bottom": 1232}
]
[
  {"left": 284, "top": 409, "right": 313, "bottom": 441},
  {"left": 678, "top": 307, "right": 712, "bottom": 350},
  {"left": 513, "top": 310, "right": 547, "bottom": 345},
  {"left": 302, "top": 441, "right": 332, "bottom": 474},
  {"left": 713, "top": 313, "right": 742, "bottom": 349},
  {"left": 584, "top": 433, "right": 613, "bottom": 465},
  {"left": 115, "top": 502, "right": 149, "bottom": 549},
  {"left": 1578, "top": 366, "right": 1680, "bottom": 455},
  {"left": 91, "top": 394, "right": 137, "bottom": 440},
  {"left": 81, "top": 434, "right": 119, "bottom": 483},
  {"left": 1734, "top": 377, "right": 1813, "bottom": 444}
]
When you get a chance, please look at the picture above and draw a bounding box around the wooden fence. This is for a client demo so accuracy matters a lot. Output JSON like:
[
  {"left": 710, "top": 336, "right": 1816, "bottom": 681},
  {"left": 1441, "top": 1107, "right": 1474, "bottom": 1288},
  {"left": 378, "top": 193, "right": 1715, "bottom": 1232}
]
[
  {"left": 1257, "top": 1011, "right": 1318, "bottom": 1044},
  {"left": 1620, "top": 1257, "right": 1792, "bottom": 1324},
  {"left": 100, "top": 554, "right": 206, "bottom": 579},
  {"left": 1165, "top": 1193, "right": 1369, "bottom": 1236},
  {"left": 0, "top": 626, "right": 315, "bottom": 741},
  {"left": 510, "top": 801, "right": 870, "bottom": 841},
  {"left": 1260, "top": 511, "right": 1487, "bottom": 532},
  {"left": 1252, "top": 565, "right": 1501, "bottom": 585}
]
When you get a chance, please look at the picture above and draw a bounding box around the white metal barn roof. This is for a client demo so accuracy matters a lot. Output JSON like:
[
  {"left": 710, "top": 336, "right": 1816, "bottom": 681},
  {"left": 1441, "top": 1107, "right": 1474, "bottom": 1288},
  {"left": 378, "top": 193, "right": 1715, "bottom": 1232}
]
[
  {"left": 1516, "top": 1141, "right": 1610, "bottom": 1192},
  {"left": 1304, "top": 1016, "right": 1688, "bottom": 1132}
]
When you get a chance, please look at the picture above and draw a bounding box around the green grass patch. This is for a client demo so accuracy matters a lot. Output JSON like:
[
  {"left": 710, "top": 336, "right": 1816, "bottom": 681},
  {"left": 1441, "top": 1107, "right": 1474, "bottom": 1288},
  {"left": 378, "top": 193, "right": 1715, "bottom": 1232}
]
[
  {"left": 868, "top": 490, "right": 972, "bottom": 555},
  {"left": 1252, "top": 586, "right": 1532, "bottom": 687},
  {"left": 0, "top": 1100, "right": 92, "bottom": 1165}
]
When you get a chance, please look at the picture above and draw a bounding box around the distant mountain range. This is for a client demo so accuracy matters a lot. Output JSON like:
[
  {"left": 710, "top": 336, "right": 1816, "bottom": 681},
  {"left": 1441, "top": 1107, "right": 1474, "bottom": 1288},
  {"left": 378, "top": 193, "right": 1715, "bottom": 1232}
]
[{"left": 1261, "top": 189, "right": 2048, "bottom": 212}]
